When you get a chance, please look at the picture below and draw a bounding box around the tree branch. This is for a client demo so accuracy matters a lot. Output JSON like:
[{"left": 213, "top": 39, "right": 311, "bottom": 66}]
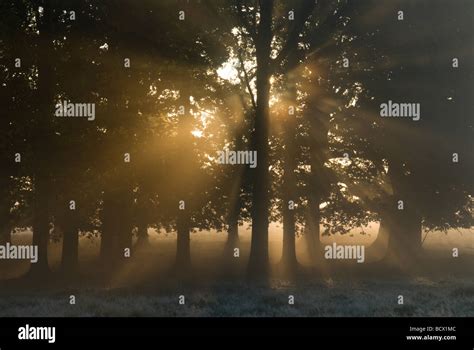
[
  {"left": 272, "top": 0, "right": 316, "bottom": 70},
  {"left": 236, "top": 0, "right": 258, "bottom": 43},
  {"left": 237, "top": 48, "right": 257, "bottom": 111}
]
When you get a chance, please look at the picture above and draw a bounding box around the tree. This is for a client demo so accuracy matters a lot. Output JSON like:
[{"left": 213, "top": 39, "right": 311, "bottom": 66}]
[{"left": 340, "top": 0, "right": 474, "bottom": 267}]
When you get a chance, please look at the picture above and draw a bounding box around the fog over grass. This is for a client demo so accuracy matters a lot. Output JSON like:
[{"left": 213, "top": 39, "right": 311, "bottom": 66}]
[{"left": 1, "top": 227, "right": 472, "bottom": 317}]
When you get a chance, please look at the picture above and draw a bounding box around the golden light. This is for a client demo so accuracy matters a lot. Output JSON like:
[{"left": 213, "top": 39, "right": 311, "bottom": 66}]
[{"left": 191, "top": 129, "right": 203, "bottom": 138}]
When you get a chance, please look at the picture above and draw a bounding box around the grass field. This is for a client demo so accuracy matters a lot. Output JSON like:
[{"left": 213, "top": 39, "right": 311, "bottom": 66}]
[{"left": 0, "top": 228, "right": 472, "bottom": 317}]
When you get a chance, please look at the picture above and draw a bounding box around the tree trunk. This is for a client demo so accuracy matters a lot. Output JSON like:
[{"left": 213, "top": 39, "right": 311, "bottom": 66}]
[
  {"left": 305, "top": 99, "right": 330, "bottom": 265},
  {"left": 136, "top": 223, "right": 149, "bottom": 246},
  {"left": 29, "top": 2, "right": 55, "bottom": 279},
  {"left": 100, "top": 181, "right": 133, "bottom": 268},
  {"left": 0, "top": 178, "right": 11, "bottom": 245},
  {"left": 29, "top": 172, "right": 51, "bottom": 278},
  {"left": 247, "top": 0, "right": 273, "bottom": 280},
  {"left": 118, "top": 194, "right": 133, "bottom": 261},
  {"left": 281, "top": 205, "right": 297, "bottom": 270},
  {"left": 225, "top": 200, "right": 240, "bottom": 254},
  {"left": 0, "top": 226, "right": 11, "bottom": 245},
  {"left": 61, "top": 221, "right": 79, "bottom": 275},
  {"left": 365, "top": 217, "right": 390, "bottom": 262},
  {"left": 279, "top": 33, "right": 299, "bottom": 273},
  {"left": 224, "top": 131, "right": 243, "bottom": 257},
  {"left": 305, "top": 151, "right": 327, "bottom": 264},
  {"left": 135, "top": 182, "right": 150, "bottom": 247},
  {"left": 175, "top": 210, "right": 191, "bottom": 271},
  {"left": 173, "top": 88, "right": 193, "bottom": 273},
  {"left": 384, "top": 208, "right": 422, "bottom": 267},
  {"left": 305, "top": 194, "right": 322, "bottom": 263},
  {"left": 383, "top": 158, "right": 423, "bottom": 267},
  {"left": 100, "top": 190, "right": 120, "bottom": 270}
]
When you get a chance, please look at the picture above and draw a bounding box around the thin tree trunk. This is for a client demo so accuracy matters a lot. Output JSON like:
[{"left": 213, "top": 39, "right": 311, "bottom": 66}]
[
  {"left": 30, "top": 172, "right": 51, "bottom": 277},
  {"left": 29, "top": 2, "right": 55, "bottom": 279},
  {"left": 305, "top": 101, "right": 330, "bottom": 264},
  {"left": 100, "top": 190, "right": 119, "bottom": 270},
  {"left": 135, "top": 182, "right": 150, "bottom": 247},
  {"left": 0, "top": 178, "right": 11, "bottom": 245},
  {"left": 225, "top": 130, "right": 244, "bottom": 257},
  {"left": 280, "top": 54, "right": 298, "bottom": 273},
  {"left": 118, "top": 195, "right": 133, "bottom": 261},
  {"left": 225, "top": 201, "right": 240, "bottom": 250},
  {"left": 136, "top": 223, "right": 149, "bottom": 246},
  {"left": 247, "top": 0, "right": 273, "bottom": 280}
]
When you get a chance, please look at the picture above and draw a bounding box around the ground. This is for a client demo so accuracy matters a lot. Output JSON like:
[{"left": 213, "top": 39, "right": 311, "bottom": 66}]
[
  {"left": 1, "top": 276, "right": 474, "bottom": 317},
  {"left": 0, "top": 229, "right": 472, "bottom": 317}
]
